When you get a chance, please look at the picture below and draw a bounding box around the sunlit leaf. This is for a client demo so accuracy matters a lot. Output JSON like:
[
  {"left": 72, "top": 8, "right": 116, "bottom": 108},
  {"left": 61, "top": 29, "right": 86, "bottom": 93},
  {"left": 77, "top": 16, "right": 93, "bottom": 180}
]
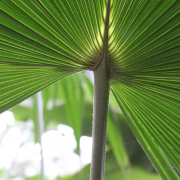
[{"left": 0, "top": 0, "right": 179, "bottom": 179}]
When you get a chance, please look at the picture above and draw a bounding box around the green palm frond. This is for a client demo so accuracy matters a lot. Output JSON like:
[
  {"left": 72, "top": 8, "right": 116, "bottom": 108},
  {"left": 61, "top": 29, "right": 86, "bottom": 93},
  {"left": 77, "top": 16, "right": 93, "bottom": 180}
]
[
  {"left": 109, "top": 1, "right": 180, "bottom": 179},
  {"left": 0, "top": 0, "right": 105, "bottom": 112},
  {"left": 0, "top": 0, "right": 180, "bottom": 179}
]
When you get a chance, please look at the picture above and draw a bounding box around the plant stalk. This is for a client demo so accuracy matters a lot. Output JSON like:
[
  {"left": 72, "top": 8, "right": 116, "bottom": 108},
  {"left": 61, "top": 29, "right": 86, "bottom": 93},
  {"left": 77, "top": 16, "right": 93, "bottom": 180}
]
[
  {"left": 36, "top": 91, "right": 45, "bottom": 180},
  {"left": 90, "top": 1, "right": 110, "bottom": 179}
]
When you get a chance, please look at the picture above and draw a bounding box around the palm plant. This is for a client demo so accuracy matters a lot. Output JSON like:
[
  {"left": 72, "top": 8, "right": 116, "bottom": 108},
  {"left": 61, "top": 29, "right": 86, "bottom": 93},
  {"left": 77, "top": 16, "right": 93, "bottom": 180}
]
[{"left": 0, "top": 0, "right": 179, "bottom": 180}]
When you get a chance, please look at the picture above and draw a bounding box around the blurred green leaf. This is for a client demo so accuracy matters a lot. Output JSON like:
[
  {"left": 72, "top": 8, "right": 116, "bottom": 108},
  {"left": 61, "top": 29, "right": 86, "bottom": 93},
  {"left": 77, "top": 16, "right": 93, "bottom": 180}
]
[
  {"left": 59, "top": 153, "right": 161, "bottom": 180},
  {"left": 107, "top": 109, "right": 129, "bottom": 173},
  {"left": 26, "top": 175, "right": 42, "bottom": 180}
]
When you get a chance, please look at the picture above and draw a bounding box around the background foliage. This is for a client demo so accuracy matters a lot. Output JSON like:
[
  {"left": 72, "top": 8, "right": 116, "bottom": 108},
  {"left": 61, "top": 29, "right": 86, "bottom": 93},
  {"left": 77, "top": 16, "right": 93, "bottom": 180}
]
[{"left": 0, "top": 72, "right": 161, "bottom": 180}]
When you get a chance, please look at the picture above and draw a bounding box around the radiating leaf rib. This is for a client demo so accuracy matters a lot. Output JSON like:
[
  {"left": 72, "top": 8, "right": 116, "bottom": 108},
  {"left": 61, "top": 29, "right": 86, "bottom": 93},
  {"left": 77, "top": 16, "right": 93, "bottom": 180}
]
[
  {"left": 118, "top": 84, "right": 179, "bottom": 156},
  {"left": 78, "top": 0, "right": 100, "bottom": 53},
  {"left": 3, "top": 0, "right": 91, "bottom": 59},
  {"left": 0, "top": 0, "right": 105, "bottom": 68},
  {"left": 111, "top": 82, "right": 180, "bottom": 180},
  {"left": 109, "top": 1, "right": 179, "bottom": 60},
  {"left": 0, "top": 63, "right": 77, "bottom": 113},
  {"left": 110, "top": 0, "right": 180, "bottom": 179},
  {"left": 0, "top": 0, "right": 105, "bottom": 114},
  {"left": 0, "top": 28, "right": 86, "bottom": 68}
]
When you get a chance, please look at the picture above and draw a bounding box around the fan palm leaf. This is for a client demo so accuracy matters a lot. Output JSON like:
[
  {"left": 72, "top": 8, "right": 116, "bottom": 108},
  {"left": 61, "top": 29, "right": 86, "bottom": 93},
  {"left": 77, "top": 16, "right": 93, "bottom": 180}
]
[{"left": 0, "top": 0, "right": 179, "bottom": 179}]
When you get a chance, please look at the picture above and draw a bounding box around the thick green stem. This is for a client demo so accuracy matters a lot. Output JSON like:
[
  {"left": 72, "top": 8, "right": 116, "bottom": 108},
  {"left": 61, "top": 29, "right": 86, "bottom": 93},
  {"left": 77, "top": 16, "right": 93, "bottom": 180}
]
[{"left": 90, "top": 1, "right": 110, "bottom": 180}]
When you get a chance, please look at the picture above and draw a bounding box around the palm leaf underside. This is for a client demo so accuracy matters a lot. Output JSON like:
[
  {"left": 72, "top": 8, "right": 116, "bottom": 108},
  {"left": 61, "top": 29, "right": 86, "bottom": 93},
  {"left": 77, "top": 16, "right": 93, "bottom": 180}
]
[{"left": 0, "top": 0, "right": 179, "bottom": 179}]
